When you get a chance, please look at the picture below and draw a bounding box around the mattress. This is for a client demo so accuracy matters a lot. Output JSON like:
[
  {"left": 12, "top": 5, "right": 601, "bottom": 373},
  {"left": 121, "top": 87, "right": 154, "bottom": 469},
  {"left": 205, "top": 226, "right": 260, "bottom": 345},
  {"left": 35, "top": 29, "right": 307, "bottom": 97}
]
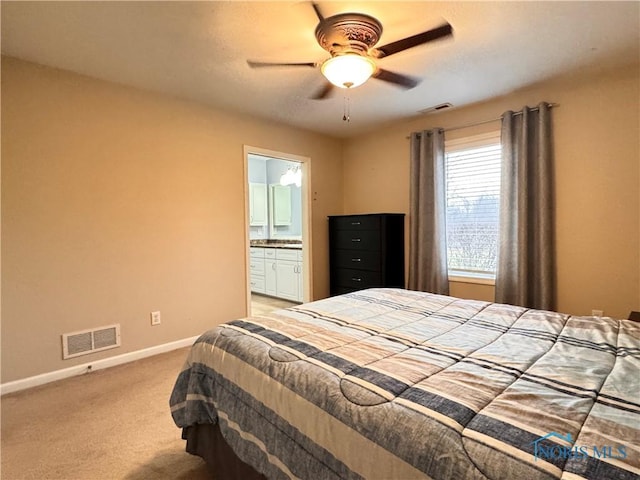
[{"left": 170, "top": 288, "right": 640, "bottom": 479}]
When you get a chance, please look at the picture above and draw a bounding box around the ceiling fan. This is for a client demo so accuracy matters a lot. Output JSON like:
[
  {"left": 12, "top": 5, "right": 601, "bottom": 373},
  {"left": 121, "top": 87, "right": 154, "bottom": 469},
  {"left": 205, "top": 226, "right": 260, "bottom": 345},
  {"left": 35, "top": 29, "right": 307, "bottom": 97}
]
[{"left": 247, "top": 3, "right": 453, "bottom": 99}]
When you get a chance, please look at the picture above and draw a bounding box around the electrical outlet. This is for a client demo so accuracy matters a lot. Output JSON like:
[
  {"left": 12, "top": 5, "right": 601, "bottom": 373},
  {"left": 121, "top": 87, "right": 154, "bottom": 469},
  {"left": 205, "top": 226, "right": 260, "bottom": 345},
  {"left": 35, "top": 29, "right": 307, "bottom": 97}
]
[
  {"left": 591, "top": 309, "right": 604, "bottom": 317},
  {"left": 150, "top": 311, "right": 161, "bottom": 326}
]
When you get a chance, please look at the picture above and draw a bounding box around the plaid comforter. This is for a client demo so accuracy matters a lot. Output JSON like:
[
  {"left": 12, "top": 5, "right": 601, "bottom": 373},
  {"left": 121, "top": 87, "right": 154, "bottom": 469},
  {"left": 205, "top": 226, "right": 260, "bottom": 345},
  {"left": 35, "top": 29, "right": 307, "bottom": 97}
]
[{"left": 170, "top": 288, "right": 640, "bottom": 480}]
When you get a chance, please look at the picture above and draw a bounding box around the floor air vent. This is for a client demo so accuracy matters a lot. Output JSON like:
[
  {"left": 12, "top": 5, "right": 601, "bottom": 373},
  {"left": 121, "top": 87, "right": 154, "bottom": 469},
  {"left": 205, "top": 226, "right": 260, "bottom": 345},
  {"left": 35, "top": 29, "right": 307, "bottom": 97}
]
[{"left": 62, "top": 324, "right": 121, "bottom": 359}]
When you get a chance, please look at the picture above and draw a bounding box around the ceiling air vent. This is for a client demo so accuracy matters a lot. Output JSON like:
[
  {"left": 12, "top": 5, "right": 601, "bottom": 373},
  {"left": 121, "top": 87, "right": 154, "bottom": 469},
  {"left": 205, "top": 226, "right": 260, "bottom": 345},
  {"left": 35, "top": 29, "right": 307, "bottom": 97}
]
[
  {"left": 62, "top": 324, "right": 121, "bottom": 359},
  {"left": 419, "top": 103, "right": 453, "bottom": 114}
]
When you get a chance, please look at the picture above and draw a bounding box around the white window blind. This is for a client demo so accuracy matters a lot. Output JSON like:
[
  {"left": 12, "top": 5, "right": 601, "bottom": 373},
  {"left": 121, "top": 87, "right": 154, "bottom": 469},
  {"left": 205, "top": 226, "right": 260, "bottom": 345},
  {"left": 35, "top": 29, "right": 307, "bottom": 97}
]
[{"left": 445, "top": 132, "right": 501, "bottom": 279}]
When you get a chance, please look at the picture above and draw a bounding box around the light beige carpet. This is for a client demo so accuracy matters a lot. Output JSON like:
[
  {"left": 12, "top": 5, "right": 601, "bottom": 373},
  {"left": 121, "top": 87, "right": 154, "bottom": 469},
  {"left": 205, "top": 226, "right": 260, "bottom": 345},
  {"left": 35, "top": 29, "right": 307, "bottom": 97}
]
[{"left": 1, "top": 347, "right": 212, "bottom": 480}]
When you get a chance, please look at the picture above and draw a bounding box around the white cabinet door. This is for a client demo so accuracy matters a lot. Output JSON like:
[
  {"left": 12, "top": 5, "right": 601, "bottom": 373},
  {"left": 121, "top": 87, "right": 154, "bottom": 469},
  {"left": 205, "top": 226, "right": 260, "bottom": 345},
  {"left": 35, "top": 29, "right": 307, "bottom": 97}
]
[
  {"left": 249, "top": 183, "right": 268, "bottom": 226},
  {"left": 296, "top": 261, "right": 303, "bottom": 303},
  {"left": 276, "top": 260, "right": 299, "bottom": 301},
  {"left": 265, "top": 250, "right": 277, "bottom": 297},
  {"left": 271, "top": 184, "right": 292, "bottom": 225},
  {"left": 265, "top": 260, "right": 277, "bottom": 296}
]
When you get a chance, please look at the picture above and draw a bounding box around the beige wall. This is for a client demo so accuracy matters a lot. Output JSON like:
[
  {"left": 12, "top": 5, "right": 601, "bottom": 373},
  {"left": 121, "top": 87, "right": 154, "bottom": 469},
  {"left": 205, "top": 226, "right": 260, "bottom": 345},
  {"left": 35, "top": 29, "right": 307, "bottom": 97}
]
[
  {"left": 3, "top": 56, "right": 638, "bottom": 384},
  {"left": 342, "top": 65, "right": 640, "bottom": 319},
  {"left": 1, "top": 57, "right": 343, "bottom": 383}
]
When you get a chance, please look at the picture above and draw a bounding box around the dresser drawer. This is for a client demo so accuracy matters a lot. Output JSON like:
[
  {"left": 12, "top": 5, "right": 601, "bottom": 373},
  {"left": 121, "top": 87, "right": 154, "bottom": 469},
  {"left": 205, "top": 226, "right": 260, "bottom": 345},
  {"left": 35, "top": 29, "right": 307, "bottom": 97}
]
[
  {"left": 328, "top": 213, "right": 405, "bottom": 296},
  {"left": 333, "top": 268, "right": 382, "bottom": 289},
  {"left": 332, "top": 285, "right": 359, "bottom": 295},
  {"left": 332, "top": 249, "right": 381, "bottom": 271},
  {"left": 332, "top": 229, "right": 381, "bottom": 251},
  {"left": 330, "top": 215, "right": 381, "bottom": 231}
]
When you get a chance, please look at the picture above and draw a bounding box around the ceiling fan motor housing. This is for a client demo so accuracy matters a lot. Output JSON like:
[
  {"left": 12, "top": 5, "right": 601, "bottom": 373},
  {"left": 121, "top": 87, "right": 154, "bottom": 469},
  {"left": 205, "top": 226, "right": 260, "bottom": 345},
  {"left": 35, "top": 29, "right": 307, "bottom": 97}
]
[{"left": 315, "top": 13, "right": 383, "bottom": 57}]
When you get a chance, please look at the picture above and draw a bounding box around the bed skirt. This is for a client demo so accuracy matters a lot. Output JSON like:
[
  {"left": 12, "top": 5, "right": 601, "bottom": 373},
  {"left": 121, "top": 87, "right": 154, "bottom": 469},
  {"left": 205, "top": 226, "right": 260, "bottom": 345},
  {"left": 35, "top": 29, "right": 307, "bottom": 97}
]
[{"left": 183, "top": 423, "right": 267, "bottom": 480}]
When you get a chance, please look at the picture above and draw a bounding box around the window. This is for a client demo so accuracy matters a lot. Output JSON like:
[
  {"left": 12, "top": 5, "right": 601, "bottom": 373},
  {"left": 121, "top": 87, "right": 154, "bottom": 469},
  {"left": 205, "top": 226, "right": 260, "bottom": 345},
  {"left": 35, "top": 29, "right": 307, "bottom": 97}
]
[{"left": 445, "top": 132, "right": 501, "bottom": 282}]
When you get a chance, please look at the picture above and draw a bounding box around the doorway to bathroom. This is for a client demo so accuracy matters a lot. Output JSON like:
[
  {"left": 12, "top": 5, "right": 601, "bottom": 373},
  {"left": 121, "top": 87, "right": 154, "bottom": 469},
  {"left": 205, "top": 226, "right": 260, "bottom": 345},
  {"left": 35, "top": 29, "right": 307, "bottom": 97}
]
[{"left": 243, "top": 146, "right": 311, "bottom": 316}]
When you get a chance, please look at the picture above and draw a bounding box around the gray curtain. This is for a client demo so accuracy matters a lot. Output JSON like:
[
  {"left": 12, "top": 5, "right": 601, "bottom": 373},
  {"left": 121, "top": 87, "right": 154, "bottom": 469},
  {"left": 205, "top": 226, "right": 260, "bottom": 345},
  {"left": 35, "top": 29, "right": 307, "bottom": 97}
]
[
  {"left": 408, "top": 129, "right": 449, "bottom": 294},
  {"left": 495, "top": 103, "right": 555, "bottom": 310}
]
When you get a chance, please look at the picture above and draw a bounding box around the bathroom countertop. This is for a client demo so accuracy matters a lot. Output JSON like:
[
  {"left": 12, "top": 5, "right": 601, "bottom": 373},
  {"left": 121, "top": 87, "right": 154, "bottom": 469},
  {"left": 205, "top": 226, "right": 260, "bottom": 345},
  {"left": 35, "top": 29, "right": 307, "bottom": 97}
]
[{"left": 250, "top": 240, "right": 302, "bottom": 249}]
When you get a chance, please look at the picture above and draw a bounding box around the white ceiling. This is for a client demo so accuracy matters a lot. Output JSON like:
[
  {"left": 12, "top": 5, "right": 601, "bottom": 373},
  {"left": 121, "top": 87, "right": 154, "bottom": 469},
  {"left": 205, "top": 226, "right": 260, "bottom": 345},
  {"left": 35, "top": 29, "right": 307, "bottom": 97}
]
[{"left": 2, "top": 1, "right": 639, "bottom": 138}]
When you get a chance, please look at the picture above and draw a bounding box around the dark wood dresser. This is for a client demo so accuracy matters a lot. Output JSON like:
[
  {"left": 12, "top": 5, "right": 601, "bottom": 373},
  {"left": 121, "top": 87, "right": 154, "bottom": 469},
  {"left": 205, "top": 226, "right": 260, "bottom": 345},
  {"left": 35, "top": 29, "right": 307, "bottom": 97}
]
[{"left": 328, "top": 213, "right": 405, "bottom": 295}]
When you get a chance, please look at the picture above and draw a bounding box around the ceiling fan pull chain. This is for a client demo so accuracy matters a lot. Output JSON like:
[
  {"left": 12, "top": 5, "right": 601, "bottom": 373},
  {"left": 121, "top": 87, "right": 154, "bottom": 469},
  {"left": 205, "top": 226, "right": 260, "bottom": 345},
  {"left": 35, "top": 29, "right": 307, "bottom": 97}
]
[{"left": 343, "top": 93, "right": 351, "bottom": 122}]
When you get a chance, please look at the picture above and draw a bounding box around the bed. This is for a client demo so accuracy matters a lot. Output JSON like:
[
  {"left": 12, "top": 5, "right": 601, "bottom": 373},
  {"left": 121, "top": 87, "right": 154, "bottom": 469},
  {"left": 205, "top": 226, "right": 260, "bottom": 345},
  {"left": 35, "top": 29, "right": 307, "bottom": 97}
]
[{"left": 170, "top": 288, "right": 640, "bottom": 479}]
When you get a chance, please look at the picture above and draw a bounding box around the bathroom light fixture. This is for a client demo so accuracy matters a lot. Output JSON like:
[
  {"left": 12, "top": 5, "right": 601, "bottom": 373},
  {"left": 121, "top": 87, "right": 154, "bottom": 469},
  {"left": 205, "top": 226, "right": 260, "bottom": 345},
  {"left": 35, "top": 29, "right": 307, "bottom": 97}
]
[
  {"left": 280, "top": 166, "right": 302, "bottom": 187},
  {"left": 321, "top": 54, "right": 376, "bottom": 89}
]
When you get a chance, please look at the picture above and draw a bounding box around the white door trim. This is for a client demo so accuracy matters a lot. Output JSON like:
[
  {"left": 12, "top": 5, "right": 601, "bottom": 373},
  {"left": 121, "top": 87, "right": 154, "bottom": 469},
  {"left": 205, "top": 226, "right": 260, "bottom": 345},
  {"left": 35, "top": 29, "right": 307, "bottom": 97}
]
[{"left": 243, "top": 145, "right": 312, "bottom": 315}]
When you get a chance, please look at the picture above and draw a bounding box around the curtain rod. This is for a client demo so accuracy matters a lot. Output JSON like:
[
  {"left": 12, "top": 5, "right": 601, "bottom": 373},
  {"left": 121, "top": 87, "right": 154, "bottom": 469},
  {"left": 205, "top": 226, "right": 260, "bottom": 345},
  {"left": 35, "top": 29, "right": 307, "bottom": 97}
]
[{"left": 407, "top": 103, "right": 558, "bottom": 138}]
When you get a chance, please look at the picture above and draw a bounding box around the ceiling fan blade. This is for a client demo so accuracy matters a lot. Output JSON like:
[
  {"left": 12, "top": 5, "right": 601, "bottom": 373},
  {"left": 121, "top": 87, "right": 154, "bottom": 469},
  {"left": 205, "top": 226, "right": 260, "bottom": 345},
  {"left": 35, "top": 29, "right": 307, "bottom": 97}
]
[
  {"left": 311, "top": 82, "right": 334, "bottom": 100},
  {"left": 372, "top": 68, "right": 420, "bottom": 89},
  {"left": 374, "top": 23, "right": 453, "bottom": 58},
  {"left": 311, "top": 3, "right": 349, "bottom": 47},
  {"left": 311, "top": 2, "right": 325, "bottom": 22},
  {"left": 247, "top": 60, "right": 318, "bottom": 68}
]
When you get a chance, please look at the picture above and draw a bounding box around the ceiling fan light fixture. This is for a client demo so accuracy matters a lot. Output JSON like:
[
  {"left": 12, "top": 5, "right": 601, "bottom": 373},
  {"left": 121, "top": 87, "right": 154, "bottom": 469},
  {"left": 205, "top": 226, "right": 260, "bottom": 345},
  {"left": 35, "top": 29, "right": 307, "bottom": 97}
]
[{"left": 321, "top": 54, "right": 376, "bottom": 89}]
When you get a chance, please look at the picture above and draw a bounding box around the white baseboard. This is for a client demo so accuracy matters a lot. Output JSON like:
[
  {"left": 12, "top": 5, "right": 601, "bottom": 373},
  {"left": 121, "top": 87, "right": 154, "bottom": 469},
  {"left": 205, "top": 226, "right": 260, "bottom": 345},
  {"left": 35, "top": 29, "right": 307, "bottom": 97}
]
[{"left": 0, "top": 335, "right": 200, "bottom": 396}]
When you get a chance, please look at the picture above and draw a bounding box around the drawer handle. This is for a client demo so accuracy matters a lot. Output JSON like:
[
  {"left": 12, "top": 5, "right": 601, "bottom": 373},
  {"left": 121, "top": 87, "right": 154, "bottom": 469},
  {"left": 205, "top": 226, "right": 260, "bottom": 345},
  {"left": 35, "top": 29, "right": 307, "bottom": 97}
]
[
  {"left": 351, "top": 238, "right": 361, "bottom": 242},
  {"left": 351, "top": 221, "right": 361, "bottom": 226},
  {"left": 351, "top": 258, "right": 362, "bottom": 262},
  {"left": 351, "top": 277, "right": 362, "bottom": 282}
]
